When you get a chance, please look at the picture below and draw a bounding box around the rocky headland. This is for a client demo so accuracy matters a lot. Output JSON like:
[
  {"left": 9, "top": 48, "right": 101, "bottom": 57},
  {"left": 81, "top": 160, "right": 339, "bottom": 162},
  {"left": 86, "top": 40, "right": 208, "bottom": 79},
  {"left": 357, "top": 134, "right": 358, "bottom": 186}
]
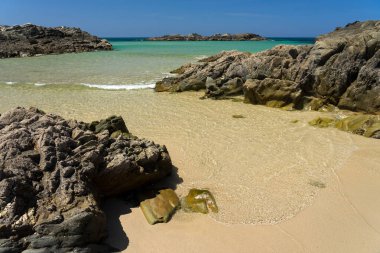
[
  {"left": 0, "top": 24, "right": 112, "bottom": 58},
  {"left": 155, "top": 21, "right": 380, "bottom": 115},
  {"left": 0, "top": 107, "right": 173, "bottom": 252},
  {"left": 147, "top": 33, "right": 266, "bottom": 41}
]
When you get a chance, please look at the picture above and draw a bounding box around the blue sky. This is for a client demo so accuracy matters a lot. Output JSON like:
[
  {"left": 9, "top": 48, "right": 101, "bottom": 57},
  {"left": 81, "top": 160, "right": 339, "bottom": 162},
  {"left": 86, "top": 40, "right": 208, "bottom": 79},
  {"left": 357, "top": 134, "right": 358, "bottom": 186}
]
[{"left": 0, "top": 0, "right": 379, "bottom": 37}]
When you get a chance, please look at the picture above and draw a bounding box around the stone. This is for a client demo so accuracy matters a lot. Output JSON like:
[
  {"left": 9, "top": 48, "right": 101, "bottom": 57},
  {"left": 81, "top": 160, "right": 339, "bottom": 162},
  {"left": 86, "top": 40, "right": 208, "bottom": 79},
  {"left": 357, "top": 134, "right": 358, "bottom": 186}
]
[
  {"left": 82, "top": 115, "right": 129, "bottom": 134},
  {"left": 243, "top": 78, "right": 302, "bottom": 109},
  {"left": 0, "top": 24, "right": 112, "bottom": 58},
  {"left": 0, "top": 107, "right": 173, "bottom": 251},
  {"left": 139, "top": 189, "right": 180, "bottom": 225},
  {"left": 180, "top": 189, "right": 218, "bottom": 214},
  {"left": 110, "top": 130, "right": 132, "bottom": 139},
  {"left": 179, "top": 77, "right": 207, "bottom": 92},
  {"left": 334, "top": 114, "right": 380, "bottom": 138},
  {"left": 308, "top": 114, "right": 380, "bottom": 138},
  {"left": 308, "top": 117, "right": 336, "bottom": 128}
]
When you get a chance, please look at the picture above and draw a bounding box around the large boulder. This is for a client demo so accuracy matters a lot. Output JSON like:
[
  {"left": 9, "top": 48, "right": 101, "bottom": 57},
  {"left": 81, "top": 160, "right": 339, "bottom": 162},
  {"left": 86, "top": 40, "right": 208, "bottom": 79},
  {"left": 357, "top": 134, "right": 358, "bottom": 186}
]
[
  {"left": 0, "top": 24, "right": 112, "bottom": 58},
  {"left": 156, "top": 20, "right": 380, "bottom": 113},
  {"left": 0, "top": 107, "right": 172, "bottom": 252}
]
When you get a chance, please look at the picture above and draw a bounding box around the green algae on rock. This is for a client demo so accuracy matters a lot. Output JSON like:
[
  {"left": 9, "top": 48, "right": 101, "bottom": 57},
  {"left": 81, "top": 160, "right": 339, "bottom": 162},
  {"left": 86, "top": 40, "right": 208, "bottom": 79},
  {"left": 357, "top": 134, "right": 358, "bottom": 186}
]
[
  {"left": 309, "top": 114, "right": 380, "bottom": 139},
  {"left": 140, "top": 189, "right": 180, "bottom": 225},
  {"left": 181, "top": 189, "right": 218, "bottom": 214},
  {"left": 110, "top": 130, "right": 133, "bottom": 139},
  {"left": 308, "top": 117, "right": 336, "bottom": 128},
  {"left": 309, "top": 179, "right": 326, "bottom": 189},
  {"left": 335, "top": 115, "right": 380, "bottom": 138}
]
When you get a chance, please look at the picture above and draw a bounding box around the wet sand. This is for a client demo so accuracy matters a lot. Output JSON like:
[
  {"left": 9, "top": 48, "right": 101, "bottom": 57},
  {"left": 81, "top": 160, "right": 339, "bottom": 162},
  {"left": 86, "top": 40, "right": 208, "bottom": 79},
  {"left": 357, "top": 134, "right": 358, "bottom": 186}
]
[{"left": 1, "top": 87, "right": 379, "bottom": 252}]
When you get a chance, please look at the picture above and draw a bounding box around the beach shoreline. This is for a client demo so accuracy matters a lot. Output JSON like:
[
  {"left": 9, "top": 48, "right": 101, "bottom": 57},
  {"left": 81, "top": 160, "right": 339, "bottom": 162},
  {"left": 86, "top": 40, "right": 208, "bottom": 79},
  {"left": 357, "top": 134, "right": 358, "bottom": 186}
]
[{"left": 1, "top": 89, "right": 379, "bottom": 252}]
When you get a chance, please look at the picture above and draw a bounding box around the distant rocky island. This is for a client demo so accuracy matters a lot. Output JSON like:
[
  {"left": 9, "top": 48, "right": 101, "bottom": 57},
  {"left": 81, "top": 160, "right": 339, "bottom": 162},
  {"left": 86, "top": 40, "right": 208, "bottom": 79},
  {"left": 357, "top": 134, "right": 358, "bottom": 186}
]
[
  {"left": 147, "top": 33, "right": 266, "bottom": 41},
  {"left": 0, "top": 24, "right": 112, "bottom": 58}
]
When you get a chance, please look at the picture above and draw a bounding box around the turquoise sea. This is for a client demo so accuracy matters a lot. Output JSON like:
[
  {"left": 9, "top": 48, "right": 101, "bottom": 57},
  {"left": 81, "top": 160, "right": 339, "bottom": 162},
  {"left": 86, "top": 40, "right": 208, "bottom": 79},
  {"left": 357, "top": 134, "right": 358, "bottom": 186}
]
[{"left": 0, "top": 38, "right": 314, "bottom": 90}]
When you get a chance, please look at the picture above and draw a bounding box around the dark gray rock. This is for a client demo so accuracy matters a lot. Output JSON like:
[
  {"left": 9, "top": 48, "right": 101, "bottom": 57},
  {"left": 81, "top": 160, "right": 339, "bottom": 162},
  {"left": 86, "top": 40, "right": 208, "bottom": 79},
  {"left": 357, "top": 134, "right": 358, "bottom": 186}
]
[
  {"left": 148, "top": 33, "right": 266, "bottom": 41},
  {"left": 156, "top": 20, "right": 380, "bottom": 113},
  {"left": 0, "top": 107, "right": 172, "bottom": 252},
  {"left": 0, "top": 24, "right": 112, "bottom": 58}
]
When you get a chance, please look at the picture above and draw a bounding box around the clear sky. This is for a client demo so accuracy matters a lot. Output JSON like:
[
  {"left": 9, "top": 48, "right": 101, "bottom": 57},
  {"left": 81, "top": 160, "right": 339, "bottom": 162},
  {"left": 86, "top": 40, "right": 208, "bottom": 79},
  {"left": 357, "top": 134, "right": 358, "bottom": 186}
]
[{"left": 1, "top": 0, "right": 379, "bottom": 37}]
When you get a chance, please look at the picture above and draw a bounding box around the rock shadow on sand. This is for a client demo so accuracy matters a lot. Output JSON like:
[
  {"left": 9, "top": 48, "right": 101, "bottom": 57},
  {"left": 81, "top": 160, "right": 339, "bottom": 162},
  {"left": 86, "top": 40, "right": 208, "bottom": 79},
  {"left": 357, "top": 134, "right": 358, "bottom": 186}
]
[{"left": 102, "top": 165, "right": 183, "bottom": 251}]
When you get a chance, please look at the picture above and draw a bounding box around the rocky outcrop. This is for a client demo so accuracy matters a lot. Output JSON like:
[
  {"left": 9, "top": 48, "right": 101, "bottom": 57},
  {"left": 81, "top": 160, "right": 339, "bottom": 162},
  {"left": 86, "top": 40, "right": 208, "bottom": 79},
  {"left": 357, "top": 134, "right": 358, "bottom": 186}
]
[
  {"left": 0, "top": 107, "right": 172, "bottom": 252},
  {"left": 156, "top": 20, "right": 380, "bottom": 113},
  {"left": 148, "top": 33, "right": 265, "bottom": 41},
  {"left": 0, "top": 24, "right": 112, "bottom": 58}
]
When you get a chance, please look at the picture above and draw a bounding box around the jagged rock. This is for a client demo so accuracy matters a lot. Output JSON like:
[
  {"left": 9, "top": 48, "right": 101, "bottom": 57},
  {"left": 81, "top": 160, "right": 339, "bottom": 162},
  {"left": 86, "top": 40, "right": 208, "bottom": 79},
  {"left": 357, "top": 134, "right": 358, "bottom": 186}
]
[
  {"left": 243, "top": 78, "right": 302, "bottom": 108},
  {"left": 308, "top": 114, "right": 380, "bottom": 138},
  {"left": 139, "top": 189, "right": 180, "bottom": 225},
  {"left": 0, "top": 107, "right": 173, "bottom": 252},
  {"left": 180, "top": 189, "right": 218, "bottom": 214},
  {"left": 0, "top": 24, "right": 112, "bottom": 58},
  {"left": 156, "top": 20, "right": 380, "bottom": 113},
  {"left": 147, "top": 33, "right": 266, "bottom": 41},
  {"left": 81, "top": 115, "right": 129, "bottom": 134}
]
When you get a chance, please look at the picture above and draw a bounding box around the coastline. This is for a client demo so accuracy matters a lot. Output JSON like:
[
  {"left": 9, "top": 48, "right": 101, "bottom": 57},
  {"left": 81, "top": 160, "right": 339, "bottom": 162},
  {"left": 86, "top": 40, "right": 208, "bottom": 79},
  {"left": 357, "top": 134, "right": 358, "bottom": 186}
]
[{"left": 1, "top": 89, "right": 379, "bottom": 252}]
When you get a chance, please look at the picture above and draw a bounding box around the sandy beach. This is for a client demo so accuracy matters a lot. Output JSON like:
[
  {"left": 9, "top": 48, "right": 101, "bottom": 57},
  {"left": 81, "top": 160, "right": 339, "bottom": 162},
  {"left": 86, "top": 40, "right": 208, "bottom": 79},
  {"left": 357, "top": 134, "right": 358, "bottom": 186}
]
[
  {"left": 104, "top": 134, "right": 380, "bottom": 253},
  {"left": 1, "top": 88, "right": 379, "bottom": 252}
]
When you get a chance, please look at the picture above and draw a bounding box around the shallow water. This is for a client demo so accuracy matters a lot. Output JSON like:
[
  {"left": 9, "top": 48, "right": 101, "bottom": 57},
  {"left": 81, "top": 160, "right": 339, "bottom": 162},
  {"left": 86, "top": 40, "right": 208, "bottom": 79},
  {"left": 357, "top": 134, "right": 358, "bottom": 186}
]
[
  {"left": 0, "top": 87, "right": 359, "bottom": 224},
  {"left": 0, "top": 38, "right": 313, "bottom": 89}
]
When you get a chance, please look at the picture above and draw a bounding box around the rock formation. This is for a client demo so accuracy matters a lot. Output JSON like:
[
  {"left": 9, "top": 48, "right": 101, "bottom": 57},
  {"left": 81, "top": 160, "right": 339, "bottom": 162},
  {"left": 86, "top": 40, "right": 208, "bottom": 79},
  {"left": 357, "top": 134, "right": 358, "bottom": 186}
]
[
  {"left": 0, "top": 107, "right": 172, "bottom": 252},
  {"left": 148, "top": 33, "right": 265, "bottom": 41},
  {"left": 155, "top": 20, "right": 380, "bottom": 114},
  {"left": 0, "top": 24, "right": 112, "bottom": 58}
]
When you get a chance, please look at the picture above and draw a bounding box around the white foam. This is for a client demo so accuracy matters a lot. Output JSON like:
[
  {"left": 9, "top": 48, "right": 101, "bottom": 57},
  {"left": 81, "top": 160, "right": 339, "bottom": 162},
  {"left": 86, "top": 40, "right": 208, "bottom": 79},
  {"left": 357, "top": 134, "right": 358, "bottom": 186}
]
[
  {"left": 5, "top": 81, "right": 16, "bottom": 85},
  {"left": 161, "top": 72, "right": 177, "bottom": 77},
  {"left": 195, "top": 55, "right": 208, "bottom": 60},
  {"left": 34, "top": 83, "right": 47, "bottom": 86},
  {"left": 80, "top": 83, "right": 155, "bottom": 90}
]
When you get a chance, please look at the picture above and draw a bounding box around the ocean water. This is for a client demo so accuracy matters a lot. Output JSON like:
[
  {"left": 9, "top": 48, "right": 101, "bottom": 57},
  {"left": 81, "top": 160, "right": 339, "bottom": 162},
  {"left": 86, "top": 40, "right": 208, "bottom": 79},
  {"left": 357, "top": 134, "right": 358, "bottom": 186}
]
[{"left": 0, "top": 38, "right": 313, "bottom": 90}]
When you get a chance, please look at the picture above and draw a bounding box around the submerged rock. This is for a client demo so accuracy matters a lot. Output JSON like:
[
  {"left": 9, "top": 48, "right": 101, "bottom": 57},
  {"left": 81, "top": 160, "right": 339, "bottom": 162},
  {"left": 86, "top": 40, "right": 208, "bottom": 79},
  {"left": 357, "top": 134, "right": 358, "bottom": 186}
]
[
  {"left": 180, "top": 189, "right": 218, "bottom": 214},
  {"left": 139, "top": 189, "right": 180, "bottom": 225},
  {"left": 0, "top": 24, "right": 112, "bottom": 58},
  {"left": 156, "top": 20, "right": 380, "bottom": 114},
  {"left": 0, "top": 107, "right": 173, "bottom": 252},
  {"left": 308, "top": 117, "right": 336, "bottom": 128},
  {"left": 308, "top": 114, "right": 380, "bottom": 138}
]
